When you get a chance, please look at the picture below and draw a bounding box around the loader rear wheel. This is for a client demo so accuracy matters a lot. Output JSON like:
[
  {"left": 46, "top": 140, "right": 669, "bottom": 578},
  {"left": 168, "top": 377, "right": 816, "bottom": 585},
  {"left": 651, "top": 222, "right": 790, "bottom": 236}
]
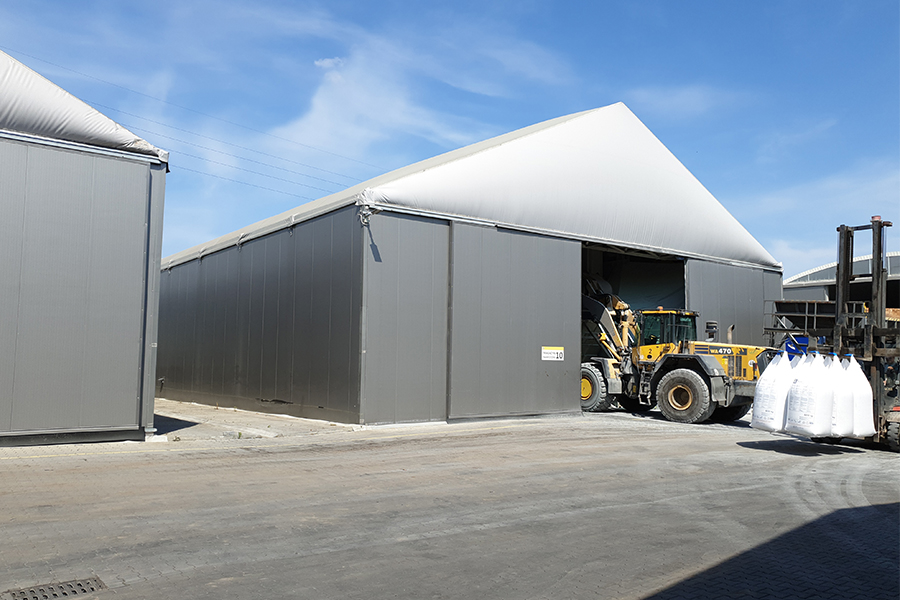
[
  {"left": 709, "top": 403, "right": 751, "bottom": 423},
  {"left": 581, "top": 363, "right": 614, "bottom": 412},
  {"left": 656, "top": 369, "right": 715, "bottom": 424}
]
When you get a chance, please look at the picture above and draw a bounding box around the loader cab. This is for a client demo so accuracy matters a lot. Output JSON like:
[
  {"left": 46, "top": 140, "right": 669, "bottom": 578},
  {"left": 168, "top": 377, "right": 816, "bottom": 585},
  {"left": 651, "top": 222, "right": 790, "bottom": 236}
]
[{"left": 637, "top": 310, "right": 698, "bottom": 362}]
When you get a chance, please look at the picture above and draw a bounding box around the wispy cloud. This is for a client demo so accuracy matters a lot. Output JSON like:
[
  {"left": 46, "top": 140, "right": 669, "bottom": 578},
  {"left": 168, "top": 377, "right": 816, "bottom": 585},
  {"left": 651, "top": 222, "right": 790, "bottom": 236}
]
[
  {"left": 314, "top": 57, "right": 344, "bottom": 70},
  {"left": 744, "top": 159, "right": 899, "bottom": 219},
  {"left": 756, "top": 118, "right": 839, "bottom": 164},
  {"left": 255, "top": 8, "right": 574, "bottom": 176},
  {"left": 265, "top": 38, "right": 499, "bottom": 175},
  {"left": 623, "top": 84, "right": 746, "bottom": 120},
  {"left": 767, "top": 239, "right": 838, "bottom": 278},
  {"left": 734, "top": 158, "right": 900, "bottom": 276}
]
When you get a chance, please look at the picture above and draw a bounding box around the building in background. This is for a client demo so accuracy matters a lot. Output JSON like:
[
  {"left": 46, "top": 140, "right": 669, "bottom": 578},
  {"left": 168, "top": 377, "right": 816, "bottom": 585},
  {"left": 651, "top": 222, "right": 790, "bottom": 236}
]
[
  {"left": 157, "top": 103, "right": 781, "bottom": 424},
  {"left": 783, "top": 251, "right": 899, "bottom": 306},
  {"left": 0, "top": 51, "right": 167, "bottom": 445}
]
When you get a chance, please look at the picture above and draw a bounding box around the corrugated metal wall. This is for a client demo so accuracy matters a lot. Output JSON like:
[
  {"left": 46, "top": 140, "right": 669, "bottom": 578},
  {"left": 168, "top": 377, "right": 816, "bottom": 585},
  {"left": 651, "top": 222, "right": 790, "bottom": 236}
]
[
  {"left": 360, "top": 213, "right": 450, "bottom": 423},
  {"left": 0, "top": 138, "right": 156, "bottom": 436},
  {"left": 448, "top": 224, "right": 581, "bottom": 418},
  {"left": 685, "top": 260, "right": 782, "bottom": 346},
  {"left": 140, "top": 165, "right": 167, "bottom": 432},
  {"left": 156, "top": 206, "right": 364, "bottom": 423}
]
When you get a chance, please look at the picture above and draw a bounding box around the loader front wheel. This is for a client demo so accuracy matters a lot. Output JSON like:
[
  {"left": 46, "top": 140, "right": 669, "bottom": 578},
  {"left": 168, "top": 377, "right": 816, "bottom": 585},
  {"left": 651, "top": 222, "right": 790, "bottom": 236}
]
[
  {"left": 581, "top": 363, "right": 614, "bottom": 412},
  {"left": 656, "top": 369, "right": 715, "bottom": 424}
]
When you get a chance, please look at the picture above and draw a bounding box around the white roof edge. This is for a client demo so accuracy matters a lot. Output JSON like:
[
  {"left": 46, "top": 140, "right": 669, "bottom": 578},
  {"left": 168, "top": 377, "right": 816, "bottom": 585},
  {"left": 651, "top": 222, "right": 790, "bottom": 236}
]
[
  {"left": 0, "top": 128, "right": 164, "bottom": 164},
  {"left": 162, "top": 193, "right": 783, "bottom": 273},
  {"left": 371, "top": 203, "right": 783, "bottom": 272}
]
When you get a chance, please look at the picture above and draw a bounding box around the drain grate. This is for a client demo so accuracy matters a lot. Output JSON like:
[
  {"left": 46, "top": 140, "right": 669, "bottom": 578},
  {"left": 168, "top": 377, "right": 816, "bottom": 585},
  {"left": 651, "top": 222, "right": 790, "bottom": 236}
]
[{"left": 4, "top": 577, "right": 106, "bottom": 599}]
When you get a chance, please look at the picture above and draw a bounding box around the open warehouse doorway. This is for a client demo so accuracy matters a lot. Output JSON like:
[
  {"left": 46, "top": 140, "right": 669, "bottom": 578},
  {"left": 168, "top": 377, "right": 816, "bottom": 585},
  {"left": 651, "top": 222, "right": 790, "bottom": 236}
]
[{"left": 582, "top": 244, "right": 685, "bottom": 311}]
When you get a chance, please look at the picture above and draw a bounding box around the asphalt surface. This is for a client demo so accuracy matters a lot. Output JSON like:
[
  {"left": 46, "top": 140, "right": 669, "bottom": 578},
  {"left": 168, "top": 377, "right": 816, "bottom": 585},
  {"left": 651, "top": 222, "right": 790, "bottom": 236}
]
[{"left": 1, "top": 400, "right": 897, "bottom": 599}]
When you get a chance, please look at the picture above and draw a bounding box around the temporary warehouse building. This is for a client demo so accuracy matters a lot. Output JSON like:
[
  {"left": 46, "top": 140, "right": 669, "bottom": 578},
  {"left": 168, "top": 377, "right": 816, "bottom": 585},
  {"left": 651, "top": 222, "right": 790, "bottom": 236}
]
[
  {"left": 0, "top": 51, "right": 167, "bottom": 444},
  {"left": 157, "top": 102, "right": 781, "bottom": 425}
]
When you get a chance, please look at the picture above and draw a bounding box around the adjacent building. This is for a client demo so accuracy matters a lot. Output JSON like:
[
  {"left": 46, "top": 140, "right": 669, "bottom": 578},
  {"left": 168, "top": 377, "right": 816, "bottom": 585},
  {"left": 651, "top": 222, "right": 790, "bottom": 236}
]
[{"left": 0, "top": 51, "right": 167, "bottom": 444}]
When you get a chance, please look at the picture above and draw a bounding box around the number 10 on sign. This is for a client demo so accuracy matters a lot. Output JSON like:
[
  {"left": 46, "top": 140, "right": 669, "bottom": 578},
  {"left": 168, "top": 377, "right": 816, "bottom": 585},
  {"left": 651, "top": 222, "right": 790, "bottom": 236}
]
[{"left": 541, "top": 346, "right": 564, "bottom": 361}]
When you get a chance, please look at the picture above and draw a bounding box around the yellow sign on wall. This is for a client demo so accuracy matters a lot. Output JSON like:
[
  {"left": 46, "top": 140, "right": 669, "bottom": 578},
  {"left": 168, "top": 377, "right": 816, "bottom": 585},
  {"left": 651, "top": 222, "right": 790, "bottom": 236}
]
[{"left": 541, "top": 346, "right": 564, "bottom": 361}]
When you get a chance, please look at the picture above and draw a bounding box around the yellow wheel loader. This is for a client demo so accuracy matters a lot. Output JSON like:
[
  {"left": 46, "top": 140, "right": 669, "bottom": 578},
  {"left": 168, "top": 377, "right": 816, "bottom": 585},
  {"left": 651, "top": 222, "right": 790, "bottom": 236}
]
[{"left": 581, "top": 296, "right": 776, "bottom": 423}]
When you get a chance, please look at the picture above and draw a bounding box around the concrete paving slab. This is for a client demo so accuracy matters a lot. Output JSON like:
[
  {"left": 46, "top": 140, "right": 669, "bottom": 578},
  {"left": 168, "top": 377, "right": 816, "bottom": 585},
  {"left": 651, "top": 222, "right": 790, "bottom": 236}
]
[{"left": 0, "top": 403, "right": 897, "bottom": 599}]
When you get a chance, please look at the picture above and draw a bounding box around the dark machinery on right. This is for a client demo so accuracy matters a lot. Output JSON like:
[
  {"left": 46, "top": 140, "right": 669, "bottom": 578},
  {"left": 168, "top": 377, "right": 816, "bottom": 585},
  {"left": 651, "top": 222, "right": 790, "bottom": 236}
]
[{"left": 767, "top": 216, "right": 899, "bottom": 451}]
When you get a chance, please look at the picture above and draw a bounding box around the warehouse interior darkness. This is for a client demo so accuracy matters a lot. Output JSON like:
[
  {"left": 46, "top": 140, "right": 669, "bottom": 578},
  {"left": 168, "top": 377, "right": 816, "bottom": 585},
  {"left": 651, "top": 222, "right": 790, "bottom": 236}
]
[{"left": 582, "top": 244, "right": 686, "bottom": 311}]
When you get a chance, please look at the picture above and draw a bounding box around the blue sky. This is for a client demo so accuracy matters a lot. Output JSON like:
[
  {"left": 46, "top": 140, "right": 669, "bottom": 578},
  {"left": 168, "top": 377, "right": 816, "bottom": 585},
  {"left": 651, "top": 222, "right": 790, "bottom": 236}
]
[{"left": 1, "top": 0, "right": 897, "bottom": 277}]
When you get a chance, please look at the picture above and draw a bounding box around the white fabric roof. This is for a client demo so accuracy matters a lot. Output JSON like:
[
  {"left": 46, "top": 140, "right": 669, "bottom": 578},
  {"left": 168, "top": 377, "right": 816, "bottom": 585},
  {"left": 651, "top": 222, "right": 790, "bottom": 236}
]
[
  {"left": 165, "top": 102, "right": 778, "bottom": 270},
  {"left": 0, "top": 50, "right": 167, "bottom": 162}
]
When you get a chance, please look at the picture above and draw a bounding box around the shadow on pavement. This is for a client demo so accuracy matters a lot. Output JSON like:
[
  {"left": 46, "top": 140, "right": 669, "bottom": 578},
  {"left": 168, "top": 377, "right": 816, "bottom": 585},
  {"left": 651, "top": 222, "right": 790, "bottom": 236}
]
[
  {"left": 153, "top": 414, "right": 201, "bottom": 435},
  {"left": 643, "top": 503, "right": 900, "bottom": 600},
  {"left": 623, "top": 409, "right": 753, "bottom": 428},
  {"left": 736, "top": 439, "right": 867, "bottom": 456}
]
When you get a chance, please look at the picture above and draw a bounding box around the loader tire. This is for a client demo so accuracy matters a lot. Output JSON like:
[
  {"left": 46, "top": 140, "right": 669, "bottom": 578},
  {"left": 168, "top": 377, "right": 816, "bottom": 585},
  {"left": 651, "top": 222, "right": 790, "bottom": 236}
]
[
  {"left": 656, "top": 368, "right": 716, "bottom": 424},
  {"left": 886, "top": 422, "right": 900, "bottom": 453},
  {"left": 581, "top": 363, "right": 615, "bottom": 412},
  {"left": 709, "top": 403, "right": 751, "bottom": 423}
]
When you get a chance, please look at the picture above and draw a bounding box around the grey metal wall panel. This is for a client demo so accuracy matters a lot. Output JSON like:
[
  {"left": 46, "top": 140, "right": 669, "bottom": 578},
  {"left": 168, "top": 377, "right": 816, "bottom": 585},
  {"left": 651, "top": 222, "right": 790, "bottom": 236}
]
[
  {"left": 156, "top": 206, "right": 363, "bottom": 423},
  {"left": 13, "top": 148, "right": 94, "bottom": 430},
  {"left": 0, "top": 140, "right": 28, "bottom": 432},
  {"left": 361, "top": 213, "right": 450, "bottom": 424},
  {"left": 208, "top": 251, "right": 228, "bottom": 396},
  {"left": 1, "top": 139, "right": 151, "bottom": 435},
  {"left": 246, "top": 239, "right": 267, "bottom": 398},
  {"left": 77, "top": 157, "right": 149, "bottom": 428},
  {"left": 184, "top": 259, "right": 202, "bottom": 394},
  {"left": 140, "top": 164, "right": 166, "bottom": 431},
  {"left": 235, "top": 241, "right": 253, "bottom": 398},
  {"left": 195, "top": 255, "right": 215, "bottom": 395},
  {"left": 260, "top": 234, "right": 282, "bottom": 400},
  {"left": 448, "top": 224, "right": 581, "bottom": 418},
  {"left": 326, "top": 213, "right": 357, "bottom": 416},
  {"left": 764, "top": 270, "right": 783, "bottom": 304},
  {"left": 685, "top": 260, "right": 781, "bottom": 346},
  {"left": 783, "top": 286, "right": 827, "bottom": 301},
  {"left": 275, "top": 230, "right": 296, "bottom": 401},
  {"left": 308, "top": 218, "right": 334, "bottom": 407},
  {"left": 290, "top": 227, "right": 315, "bottom": 408}
]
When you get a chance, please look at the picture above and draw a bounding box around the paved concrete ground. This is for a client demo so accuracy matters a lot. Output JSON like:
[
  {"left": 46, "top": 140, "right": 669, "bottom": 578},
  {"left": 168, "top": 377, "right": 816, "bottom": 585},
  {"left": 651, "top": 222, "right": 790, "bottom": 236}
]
[{"left": 1, "top": 401, "right": 897, "bottom": 599}]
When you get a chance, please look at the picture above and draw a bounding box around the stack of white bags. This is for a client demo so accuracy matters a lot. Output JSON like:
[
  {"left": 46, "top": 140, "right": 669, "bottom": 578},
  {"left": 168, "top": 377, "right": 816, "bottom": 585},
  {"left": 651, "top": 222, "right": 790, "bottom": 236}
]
[{"left": 751, "top": 352, "right": 876, "bottom": 439}]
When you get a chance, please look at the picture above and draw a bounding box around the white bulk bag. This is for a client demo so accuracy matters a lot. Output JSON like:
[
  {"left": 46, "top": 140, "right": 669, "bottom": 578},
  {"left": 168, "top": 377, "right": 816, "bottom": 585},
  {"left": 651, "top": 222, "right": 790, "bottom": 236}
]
[
  {"left": 847, "top": 356, "right": 876, "bottom": 439},
  {"left": 786, "top": 353, "right": 831, "bottom": 436},
  {"left": 830, "top": 357, "right": 854, "bottom": 437},
  {"left": 751, "top": 353, "right": 791, "bottom": 432}
]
